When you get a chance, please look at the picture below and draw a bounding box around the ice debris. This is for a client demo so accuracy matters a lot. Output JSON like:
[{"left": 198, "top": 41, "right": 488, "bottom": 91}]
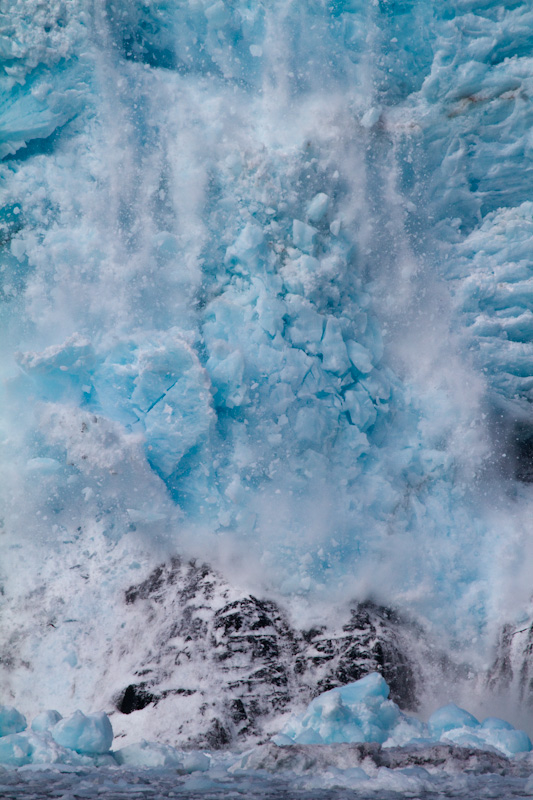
[
  {"left": 273, "top": 674, "right": 532, "bottom": 758},
  {"left": 51, "top": 710, "right": 113, "bottom": 755},
  {"left": 0, "top": 708, "right": 114, "bottom": 766},
  {"left": 114, "top": 740, "right": 210, "bottom": 772},
  {"left": 31, "top": 709, "right": 62, "bottom": 733},
  {"left": 0, "top": 706, "right": 27, "bottom": 737},
  {"left": 0, "top": 705, "right": 212, "bottom": 770}
]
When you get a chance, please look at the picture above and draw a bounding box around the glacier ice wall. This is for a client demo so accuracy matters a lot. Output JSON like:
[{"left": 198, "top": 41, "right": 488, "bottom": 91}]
[{"left": 2, "top": 0, "right": 533, "bottom": 715}]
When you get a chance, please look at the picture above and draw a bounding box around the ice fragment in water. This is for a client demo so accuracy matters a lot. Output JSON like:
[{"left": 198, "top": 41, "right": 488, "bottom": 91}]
[
  {"left": 274, "top": 674, "right": 531, "bottom": 757},
  {"left": 275, "top": 673, "right": 399, "bottom": 746},
  {"left": 0, "top": 733, "right": 33, "bottom": 766},
  {"left": 31, "top": 709, "right": 62, "bottom": 733},
  {"left": 361, "top": 107, "right": 381, "bottom": 128},
  {"left": 0, "top": 706, "right": 27, "bottom": 737},
  {"left": 51, "top": 710, "right": 113, "bottom": 754},
  {"left": 428, "top": 703, "right": 480, "bottom": 737}
]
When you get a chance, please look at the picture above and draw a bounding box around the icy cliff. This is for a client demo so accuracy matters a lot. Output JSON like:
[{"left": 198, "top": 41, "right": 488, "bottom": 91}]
[{"left": 1, "top": 0, "right": 533, "bottom": 746}]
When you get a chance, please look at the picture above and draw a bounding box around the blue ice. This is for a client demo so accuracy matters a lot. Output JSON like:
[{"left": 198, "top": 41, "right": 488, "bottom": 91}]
[{"left": 274, "top": 674, "right": 532, "bottom": 758}]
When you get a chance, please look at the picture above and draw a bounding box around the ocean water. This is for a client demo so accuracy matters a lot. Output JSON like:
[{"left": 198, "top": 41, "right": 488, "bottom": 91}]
[{"left": 2, "top": 762, "right": 533, "bottom": 800}]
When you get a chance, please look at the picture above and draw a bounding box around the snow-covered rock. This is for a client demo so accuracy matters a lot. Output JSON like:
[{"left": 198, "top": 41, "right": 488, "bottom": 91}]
[{"left": 110, "top": 558, "right": 419, "bottom": 747}]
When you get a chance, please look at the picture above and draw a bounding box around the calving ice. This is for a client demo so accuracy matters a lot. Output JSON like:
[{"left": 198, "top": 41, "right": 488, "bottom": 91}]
[{"left": 1, "top": 0, "right": 533, "bottom": 793}]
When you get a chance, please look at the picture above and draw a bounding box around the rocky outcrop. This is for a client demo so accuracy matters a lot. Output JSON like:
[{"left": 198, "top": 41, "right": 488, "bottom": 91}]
[
  {"left": 488, "top": 620, "right": 533, "bottom": 704},
  {"left": 298, "top": 605, "right": 417, "bottom": 708},
  {"left": 111, "top": 557, "right": 420, "bottom": 747}
]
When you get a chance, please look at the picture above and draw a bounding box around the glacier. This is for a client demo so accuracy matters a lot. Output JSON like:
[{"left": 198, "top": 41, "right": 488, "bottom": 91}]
[{"left": 2, "top": 0, "right": 533, "bottom": 788}]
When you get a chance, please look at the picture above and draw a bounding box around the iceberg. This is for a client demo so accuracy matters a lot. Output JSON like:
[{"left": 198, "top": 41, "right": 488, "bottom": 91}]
[
  {"left": 0, "top": 707, "right": 27, "bottom": 737},
  {"left": 31, "top": 709, "right": 62, "bottom": 733},
  {"left": 274, "top": 674, "right": 532, "bottom": 759},
  {"left": 51, "top": 711, "right": 113, "bottom": 755}
]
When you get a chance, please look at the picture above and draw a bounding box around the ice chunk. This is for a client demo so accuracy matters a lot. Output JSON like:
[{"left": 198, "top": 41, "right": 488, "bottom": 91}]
[
  {"left": 346, "top": 340, "right": 374, "bottom": 374},
  {"left": 114, "top": 740, "right": 210, "bottom": 771},
  {"left": 294, "top": 407, "right": 327, "bottom": 449},
  {"left": 344, "top": 389, "right": 377, "bottom": 431},
  {"left": 306, "top": 193, "right": 330, "bottom": 223},
  {"left": 287, "top": 300, "right": 324, "bottom": 347},
  {"left": 0, "top": 733, "right": 33, "bottom": 766},
  {"left": 207, "top": 348, "right": 246, "bottom": 409},
  {"left": 181, "top": 751, "right": 211, "bottom": 773},
  {"left": 16, "top": 334, "right": 95, "bottom": 404},
  {"left": 281, "top": 254, "right": 320, "bottom": 295},
  {"left": 0, "top": 706, "right": 27, "bottom": 737},
  {"left": 114, "top": 740, "right": 184, "bottom": 768},
  {"left": 292, "top": 220, "right": 317, "bottom": 254},
  {"left": 274, "top": 674, "right": 530, "bottom": 757},
  {"left": 361, "top": 107, "right": 381, "bottom": 129},
  {"left": 276, "top": 673, "right": 400, "bottom": 746},
  {"left": 480, "top": 728, "right": 532, "bottom": 757},
  {"left": 428, "top": 704, "right": 480, "bottom": 737},
  {"left": 320, "top": 318, "right": 351, "bottom": 375},
  {"left": 443, "top": 725, "right": 531, "bottom": 757},
  {"left": 481, "top": 717, "right": 515, "bottom": 731},
  {"left": 0, "top": 729, "right": 95, "bottom": 767},
  {"left": 51, "top": 710, "right": 113, "bottom": 755},
  {"left": 31, "top": 710, "right": 62, "bottom": 733},
  {"left": 225, "top": 222, "right": 264, "bottom": 272}
]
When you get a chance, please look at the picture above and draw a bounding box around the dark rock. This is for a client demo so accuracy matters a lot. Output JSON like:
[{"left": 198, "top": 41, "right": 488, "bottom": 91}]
[
  {"left": 299, "top": 603, "right": 418, "bottom": 710},
  {"left": 117, "top": 683, "right": 158, "bottom": 714},
  {"left": 487, "top": 620, "right": 533, "bottom": 707},
  {"left": 230, "top": 699, "right": 248, "bottom": 724},
  {"left": 205, "top": 718, "right": 231, "bottom": 749},
  {"left": 114, "top": 558, "right": 422, "bottom": 746}
]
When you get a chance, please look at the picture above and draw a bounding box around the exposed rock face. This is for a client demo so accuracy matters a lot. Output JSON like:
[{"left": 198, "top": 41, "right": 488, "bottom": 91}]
[
  {"left": 111, "top": 558, "right": 420, "bottom": 747},
  {"left": 488, "top": 620, "right": 533, "bottom": 704},
  {"left": 299, "top": 605, "right": 417, "bottom": 708}
]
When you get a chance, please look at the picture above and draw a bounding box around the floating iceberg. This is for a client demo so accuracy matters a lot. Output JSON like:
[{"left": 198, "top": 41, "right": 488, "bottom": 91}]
[
  {"left": 31, "top": 709, "right": 62, "bottom": 733},
  {"left": 0, "top": 707, "right": 113, "bottom": 766},
  {"left": 0, "top": 704, "right": 214, "bottom": 771},
  {"left": 0, "top": 706, "right": 27, "bottom": 737},
  {"left": 51, "top": 710, "right": 113, "bottom": 755},
  {"left": 274, "top": 674, "right": 532, "bottom": 758}
]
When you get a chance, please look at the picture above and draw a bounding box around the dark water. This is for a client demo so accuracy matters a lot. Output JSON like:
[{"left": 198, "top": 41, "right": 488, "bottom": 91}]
[{"left": 1, "top": 767, "right": 532, "bottom": 800}]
